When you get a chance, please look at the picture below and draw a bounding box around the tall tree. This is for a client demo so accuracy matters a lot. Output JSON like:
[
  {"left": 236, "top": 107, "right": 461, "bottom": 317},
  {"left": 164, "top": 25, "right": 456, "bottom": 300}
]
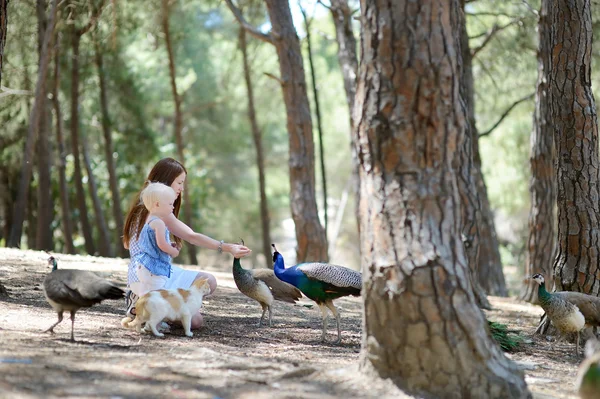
[
  {"left": 327, "top": 0, "right": 359, "bottom": 236},
  {"left": 35, "top": 0, "right": 54, "bottom": 250},
  {"left": 226, "top": 0, "right": 327, "bottom": 262},
  {"left": 94, "top": 37, "right": 126, "bottom": 257},
  {"left": 356, "top": 1, "right": 529, "bottom": 397},
  {"left": 51, "top": 34, "right": 75, "bottom": 254},
  {"left": 0, "top": 0, "right": 8, "bottom": 86},
  {"left": 522, "top": 0, "right": 555, "bottom": 302},
  {"left": 550, "top": 0, "right": 600, "bottom": 293},
  {"left": 239, "top": 27, "right": 272, "bottom": 266},
  {"left": 6, "top": 0, "right": 58, "bottom": 248},
  {"left": 162, "top": 0, "right": 197, "bottom": 265}
]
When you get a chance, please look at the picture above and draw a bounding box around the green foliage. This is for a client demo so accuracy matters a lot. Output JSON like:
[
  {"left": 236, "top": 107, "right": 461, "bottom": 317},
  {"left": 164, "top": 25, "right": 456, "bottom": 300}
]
[{"left": 488, "top": 320, "right": 524, "bottom": 352}]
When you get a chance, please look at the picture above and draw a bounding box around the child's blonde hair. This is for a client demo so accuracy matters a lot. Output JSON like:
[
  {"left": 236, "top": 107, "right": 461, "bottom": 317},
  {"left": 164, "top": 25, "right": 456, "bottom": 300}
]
[{"left": 140, "top": 182, "right": 176, "bottom": 211}]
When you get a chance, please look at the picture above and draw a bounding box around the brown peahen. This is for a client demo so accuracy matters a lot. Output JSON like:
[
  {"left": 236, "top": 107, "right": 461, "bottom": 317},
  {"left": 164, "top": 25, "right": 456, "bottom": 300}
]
[
  {"left": 232, "top": 255, "right": 302, "bottom": 327},
  {"left": 43, "top": 256, "right": 125, "bottom": 341},
  {"left": 272, "top": 244, "right": 361, "bottom": 343}
]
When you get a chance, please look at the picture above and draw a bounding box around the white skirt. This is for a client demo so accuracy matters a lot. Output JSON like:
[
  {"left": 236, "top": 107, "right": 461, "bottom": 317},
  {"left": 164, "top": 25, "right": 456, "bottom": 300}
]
[{"left": 130, "top": 264, "right": 198, "bottom": 296}]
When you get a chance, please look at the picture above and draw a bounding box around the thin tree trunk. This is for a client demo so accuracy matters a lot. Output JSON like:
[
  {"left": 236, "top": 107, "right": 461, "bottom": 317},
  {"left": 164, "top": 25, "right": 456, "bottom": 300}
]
[
  {"left": 301, "top": 8, "right": 328, "bottom": 239},
  {"left": 239, "top": 28, "right": 272, "bottom": 266},
  {"left": 81, "top": 132, "right": 112, "bottom": 257},
  {"left": 550, "top": 0, "right": 600, "bottom": 294},
  {"left": 264, "top": 0, "right": 327, "bottom": 262},
  {"left": 0, "top": 0, "right": 8, "bottom": 87},
  {"left": 162, "top": 0, "right": 197, "bottom": 265},
  {"left": 70, "top": 30, "right": 96, "bottom": 255},
  {"left": 94, "top": 39, "right": 126, "bottom": 257},
  {"left": 7, "top": 0, "right": 58, "bottom": 248},
  {"left": 52, "top": 35, "right": 75, "bottom": 254},
  {"left": 356, "top": 1, "right": 529, "bottom": 397},
  {"left": 35, "top": 0, "right": 53, "bottom": 251},
  {"left": 328, "top": 0, "right": 359, "bottom": 238},
  {"left": 522, "top": 0, "right": 555, "bottom": 302},
  {"left": 457, "top": 0, "right": 491, "bottom": 309}
]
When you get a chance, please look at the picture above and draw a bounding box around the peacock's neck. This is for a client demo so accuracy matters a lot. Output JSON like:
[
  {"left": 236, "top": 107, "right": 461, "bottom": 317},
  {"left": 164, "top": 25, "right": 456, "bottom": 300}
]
[
  {"left": 537, "top": 283, "right": 553, "bottom": 305},
  {"left": 51, "top": 261, "right": 58, "bottom": 271}
]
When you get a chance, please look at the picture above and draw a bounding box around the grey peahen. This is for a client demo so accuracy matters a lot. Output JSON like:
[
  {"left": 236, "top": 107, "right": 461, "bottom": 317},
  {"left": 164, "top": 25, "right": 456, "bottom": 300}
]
[
  {"left": 577, "top": 338, "right": 600, "bottom": 399},
  {"left": 530, "top": 274, "right": 587, "bottom": 355},
  {"left": 272, "top": 244, "right": 361, "bottom": 343},
  {"left": 232, "top": 255, "right": 302, "bottom": 327},
  {"left": 43, "top": 256, "right": 125, "bottom": 342}
]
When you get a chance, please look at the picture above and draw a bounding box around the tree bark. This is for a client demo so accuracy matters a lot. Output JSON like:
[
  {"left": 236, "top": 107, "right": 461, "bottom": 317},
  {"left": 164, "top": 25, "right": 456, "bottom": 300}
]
[
  {"left": 301, "top": 8, "right": 328, "bottom": 239},
  {"left": 162, "top": 0, "right": 197, "bottom": 265},
  {"left": 522, "top": 0, "right": 555, "bottom": 302},
  {"left": 550, "top": 0, "right": 600, "bottom": 294},
  {"left": 0, "top": 0, "right": 8, "bottom": 87},
  {"left": 69, "top": 30, "right": 96, "bottom": 255},
  {"left": 94, "top": 39, "right": 126, "bottom": 257},
  {"left": 35, "top": 0, "right": 54, "bottom": 251},
  {"left": 7, "top": 0, "right": 58, "bottom": 248},
  {"left": 264, "top": 0, "right": 327, "bottom": 262},
  {"left": 239, "top": 28, "right": 272, "bottom": 266},
  {"left": 356, "top": 1, "right": 529, "bottom": 397},
  {"left": 457, "top": 0, "right": 491, "bottom": 309},
  {"left": 51, "top": 35, "right": 75, "bottom": 254},
  {"left": 328, "top": 0, "right": 359, "bottom": 237}
]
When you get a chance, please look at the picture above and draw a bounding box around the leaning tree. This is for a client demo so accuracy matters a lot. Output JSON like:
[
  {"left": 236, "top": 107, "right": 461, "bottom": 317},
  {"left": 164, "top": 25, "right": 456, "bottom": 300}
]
[{"left": 355, "top": 0, "right": 530, "bottom": 397}]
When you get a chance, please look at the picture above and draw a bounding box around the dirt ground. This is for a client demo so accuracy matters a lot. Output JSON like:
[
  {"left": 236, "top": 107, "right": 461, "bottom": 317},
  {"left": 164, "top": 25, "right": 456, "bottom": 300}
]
[{"left": 0, "top": 248, "right": 585, "bottom": 399}]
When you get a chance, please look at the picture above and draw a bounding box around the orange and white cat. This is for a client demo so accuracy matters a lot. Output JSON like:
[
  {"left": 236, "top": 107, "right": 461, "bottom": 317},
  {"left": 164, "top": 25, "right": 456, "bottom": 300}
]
[{"left": 121, "top": 277, "right": 211, "bottom": 337}]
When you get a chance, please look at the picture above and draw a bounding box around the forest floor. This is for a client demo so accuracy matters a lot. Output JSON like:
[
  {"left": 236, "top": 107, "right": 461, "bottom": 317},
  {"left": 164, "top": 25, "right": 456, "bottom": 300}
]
[{"left": 0, "top": 248, "right": 584, "bottom": 399}]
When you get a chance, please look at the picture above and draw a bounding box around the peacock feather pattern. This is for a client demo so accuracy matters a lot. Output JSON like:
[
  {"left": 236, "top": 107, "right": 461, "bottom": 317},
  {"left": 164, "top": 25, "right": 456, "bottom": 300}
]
[{"left": 272, "top": 244, "right": 361, "bottom": 343}]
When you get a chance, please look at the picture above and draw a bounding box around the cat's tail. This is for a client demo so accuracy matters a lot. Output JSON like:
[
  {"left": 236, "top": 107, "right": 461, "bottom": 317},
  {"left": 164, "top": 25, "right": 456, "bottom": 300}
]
[{"left": 121, "top": 316, "right": 135, "bottom": 328}]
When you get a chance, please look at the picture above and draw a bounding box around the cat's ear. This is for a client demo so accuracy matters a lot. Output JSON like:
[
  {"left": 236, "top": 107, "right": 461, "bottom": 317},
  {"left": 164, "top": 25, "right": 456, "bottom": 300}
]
[{"left": 193, "top": 277, "right": 209, "bottom": 288}]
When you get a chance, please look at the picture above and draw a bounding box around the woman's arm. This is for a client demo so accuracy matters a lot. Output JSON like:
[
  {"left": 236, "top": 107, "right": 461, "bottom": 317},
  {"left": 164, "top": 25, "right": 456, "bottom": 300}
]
[
  {"left": 164, "top": 213, "right": 252, "bottom": 258},
  {"left": 151, "top": 219, "right": 180, "bottom": 257}
]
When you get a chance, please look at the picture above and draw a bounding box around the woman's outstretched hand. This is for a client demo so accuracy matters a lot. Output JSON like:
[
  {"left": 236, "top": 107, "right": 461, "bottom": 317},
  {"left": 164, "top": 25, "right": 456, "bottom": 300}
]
[{"left": 226, "top": 243, "right": 252, "bottom": 258}]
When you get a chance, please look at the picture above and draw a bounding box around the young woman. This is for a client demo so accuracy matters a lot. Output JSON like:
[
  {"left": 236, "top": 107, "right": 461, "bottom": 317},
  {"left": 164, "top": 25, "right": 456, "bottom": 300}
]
[{"left": 123, "top": 158, "right": 252, "bottom": 328}]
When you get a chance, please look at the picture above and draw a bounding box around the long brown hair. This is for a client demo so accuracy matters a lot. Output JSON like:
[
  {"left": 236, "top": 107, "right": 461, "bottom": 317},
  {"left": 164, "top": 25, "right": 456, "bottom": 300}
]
[{"left": 123, "top": 158, "right": 187, "bottom": 248}]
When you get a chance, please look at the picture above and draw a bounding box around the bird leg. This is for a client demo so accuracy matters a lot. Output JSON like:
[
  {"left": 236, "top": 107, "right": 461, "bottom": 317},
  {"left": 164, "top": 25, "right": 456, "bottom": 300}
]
[
  {"left": 268, "top": 305, "right": 272, "bottom": 327},
  {"left": 259, "top": 304, "right": 268, "bottom": 327},
  {"left": 325, "top": 301, "right": 341, "bottom": 344},
  {"left": 44, "top": 311, "right": 64, "bottom": 334},
  {"left": 576, "top": 331, "right": 581, "bottom": 358},
  {"left": 70, "top": 311, "right": 76, "bottom": 342},
  {"left": 319, "top": 304, "right": 329, "bottom": 342}
]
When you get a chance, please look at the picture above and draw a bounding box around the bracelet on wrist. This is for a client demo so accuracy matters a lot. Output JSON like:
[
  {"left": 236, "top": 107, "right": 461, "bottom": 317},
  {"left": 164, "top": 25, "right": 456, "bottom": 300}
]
[{"left": 217, "top": 240, "right": 224, "bottom": 254}]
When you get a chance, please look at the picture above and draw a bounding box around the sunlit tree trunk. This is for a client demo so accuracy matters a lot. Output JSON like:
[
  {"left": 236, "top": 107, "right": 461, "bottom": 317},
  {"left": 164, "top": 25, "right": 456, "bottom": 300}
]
[
  {"left": 239, "top": 28, "right": 272, "bottom": 266},
  {"left": 51, "top": 36, "right": 75, "bottom": 254},
  {"left": 35, "top": 0, "right": 53, "bottom": 251},
  {"left": 457, "top": 0, "right": 491, "bottom": 309},
  {"left": 0, "top": 0, "right": 8, "bottom": 86},
  {"left": 94, "top": 39, "right": 126, "bottom": 257},
  {"left": 7, "top": 0, "right": 58, "bottom": 248},
  {"left": 522, "top": 0, "right": 554, "bottom": 302},
  {"left": 69, "top": 30, "right": 96, "bottom": 255},
  {"left": 162, "top": 0, "right": 197, "bottom": 265},
  {"left": 264, "top": 0, "right": 327, "bottom": 262},
  {"left": 328, "top": 0, "right": 359, "bottom": 237},
  {"left": 550, "top": 0, "right": 600, "bottom": 294},
  {"left": 356, "top": 1, "right": 529, "bottom": 397}
]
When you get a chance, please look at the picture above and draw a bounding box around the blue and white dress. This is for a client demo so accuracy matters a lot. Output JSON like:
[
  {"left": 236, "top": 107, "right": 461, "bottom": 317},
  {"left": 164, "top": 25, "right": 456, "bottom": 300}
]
[
  {"left": 133, "top": 216, "right": 173, "bottom": 278},
  {"left": 127, "top": 218, "right": 198, "bottom": 296}
]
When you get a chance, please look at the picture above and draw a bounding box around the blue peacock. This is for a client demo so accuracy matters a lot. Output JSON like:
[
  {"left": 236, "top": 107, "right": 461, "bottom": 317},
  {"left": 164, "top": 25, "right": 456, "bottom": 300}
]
[{"left": 272, "top": 244, "right": 361, "bottom": 343}]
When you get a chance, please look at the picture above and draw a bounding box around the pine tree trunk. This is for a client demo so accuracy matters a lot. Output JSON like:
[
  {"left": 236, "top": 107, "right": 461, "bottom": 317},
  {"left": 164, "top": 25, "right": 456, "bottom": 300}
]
[
  {"left": 7, "top": 0, "right": 58, "bottom": 248},
  {"left": 70, "top": 30, "right": 96, "bottom": 255},
  {"left": 522, "top": 0, "right": 555, "bottom": 302},
  {"left": 457, "top": 1, "right": 491, "bottom": 309},
  {"left": 264, "top": 0, "right": 327, "bottom": 262},
  {"left": 52, "top": 36, "right": 75, "bottom": 254},
  {"left": 328, "top": 0, "right": 359, "bottom": 238},
  {"left": 239, "top": 28, "right": 272, "bottom": 266},
  {"left": 35, "top": 0, "right": 53, "bottom": 251},
  {"left": 94, "top": 41, "right": 126, "bottom": 257},
  {"left": 81, "top": 132, "right": 112, "bottom": 257},
  {"left": 356, "top": 1, "right": 529, "bottom": 397},
  {"left": 162, "top": 0, "right": 197, "bottom": 265},
  {"left": 550, "top": 0, "right": 600, "bottom": 294},
  {"left": 0, "top": 0, "right": 8, "bottom": 87}
]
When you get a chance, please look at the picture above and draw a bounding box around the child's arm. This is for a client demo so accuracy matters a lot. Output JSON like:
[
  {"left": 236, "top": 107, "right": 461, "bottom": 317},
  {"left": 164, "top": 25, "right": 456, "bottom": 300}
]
[{"left": 150, "top": 219, "right": 180, "bottom": 258}]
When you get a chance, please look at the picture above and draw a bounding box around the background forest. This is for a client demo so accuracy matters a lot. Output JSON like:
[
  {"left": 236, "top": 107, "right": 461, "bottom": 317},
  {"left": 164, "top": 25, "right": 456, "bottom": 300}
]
[{"left": 1, "top": 0, "right": 598, "bottom": 284}]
